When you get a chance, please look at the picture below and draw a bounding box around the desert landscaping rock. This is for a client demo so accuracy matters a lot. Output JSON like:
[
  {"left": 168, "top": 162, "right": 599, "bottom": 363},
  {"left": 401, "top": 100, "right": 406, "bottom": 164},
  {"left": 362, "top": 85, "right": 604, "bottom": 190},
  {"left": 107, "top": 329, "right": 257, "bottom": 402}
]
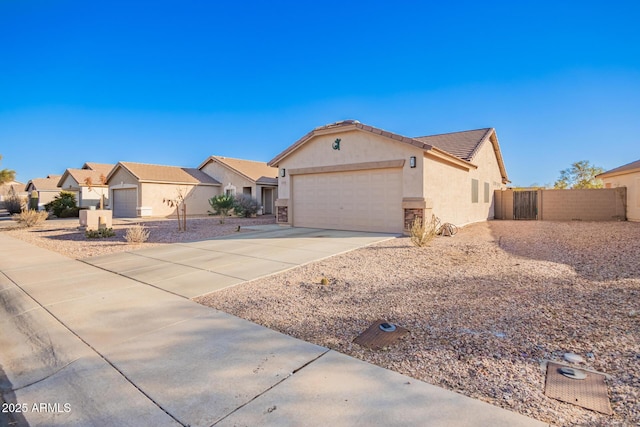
[
  {"left": 0, "top": 215, "right": 277, "bottom": 258},
  {"left": 2, "top": 217, "right": 638, "bottom": 426},
  {"left": 197, "top": 220, "right": 639, "bottom": 427}
]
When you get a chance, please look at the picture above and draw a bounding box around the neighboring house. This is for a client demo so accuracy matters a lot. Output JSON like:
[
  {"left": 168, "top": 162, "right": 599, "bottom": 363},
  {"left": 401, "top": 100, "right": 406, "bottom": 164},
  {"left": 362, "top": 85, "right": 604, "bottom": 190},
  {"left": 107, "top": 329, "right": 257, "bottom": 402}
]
[
  {"left": 106, "top": 162, "right": 221, "bottom": 218},
  {"left": 25, "top": 175, "right": 63, "bottom": 210},
  {"left": 0, "top": 181, "right": 26, "bottom": 202},
  {"left": 597, "top": 159, "right": 640, "bottom": 222},
  {"left": 268, "top": 120, "right": 509, "bottom": 233},
  {"left": 198, "top": 156, "right": 278, "bottom": 214},
  {"left": 57, "top": 163, "right": 115, "bottom": 208}
]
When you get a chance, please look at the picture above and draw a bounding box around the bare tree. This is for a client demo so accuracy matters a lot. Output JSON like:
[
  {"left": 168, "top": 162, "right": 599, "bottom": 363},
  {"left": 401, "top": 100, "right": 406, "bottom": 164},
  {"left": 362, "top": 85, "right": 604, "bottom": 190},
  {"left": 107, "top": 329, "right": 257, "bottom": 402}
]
[
  {"left": 163, "top": 187, "right": 188, "bottom": 231},
  {"left": 84, "top": 174, "right": 108, "bottom": 209}
]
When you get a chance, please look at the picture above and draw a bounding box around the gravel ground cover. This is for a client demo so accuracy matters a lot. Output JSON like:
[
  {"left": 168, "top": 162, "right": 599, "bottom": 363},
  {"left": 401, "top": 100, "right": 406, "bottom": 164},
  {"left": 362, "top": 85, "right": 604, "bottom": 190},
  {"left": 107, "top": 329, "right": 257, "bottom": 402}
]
[
  {"left": 196, "top": 221, "right": 640, "bottom": 426},
  {"left": 0, "top": 215, "right": 277, "bottom": 258}
]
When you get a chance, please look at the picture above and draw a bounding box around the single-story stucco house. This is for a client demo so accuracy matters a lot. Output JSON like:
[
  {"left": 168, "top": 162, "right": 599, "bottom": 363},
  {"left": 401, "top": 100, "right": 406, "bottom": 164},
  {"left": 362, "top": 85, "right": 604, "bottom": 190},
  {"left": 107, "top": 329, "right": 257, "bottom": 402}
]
[
  {"left": 268, "top": 120, "right": 509, "bottom": 233},
  {"left": 57, "top": 163, "right": 115, "bottom": 208},
  {"left": 198, "top": 156, "right": 278, "bottom": 215},
  {"left": 25, "top": 175, "right": 63, "bottom": 210},
  {"left": 0, "top": 181, "right": 26, "bottom": 202},
  {"left": 597, "top": 159, "right": 640, "bottom": 222},
  {"left": 106, "top": 162, "right": 221, "bottom": 218}
]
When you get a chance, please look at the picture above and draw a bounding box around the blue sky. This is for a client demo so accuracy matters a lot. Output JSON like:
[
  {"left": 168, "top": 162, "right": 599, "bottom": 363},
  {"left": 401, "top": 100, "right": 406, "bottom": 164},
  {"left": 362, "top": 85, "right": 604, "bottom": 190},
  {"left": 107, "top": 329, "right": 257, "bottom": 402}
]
[{"left": 1, "top": 1, "right": 639, "bottom": 186}]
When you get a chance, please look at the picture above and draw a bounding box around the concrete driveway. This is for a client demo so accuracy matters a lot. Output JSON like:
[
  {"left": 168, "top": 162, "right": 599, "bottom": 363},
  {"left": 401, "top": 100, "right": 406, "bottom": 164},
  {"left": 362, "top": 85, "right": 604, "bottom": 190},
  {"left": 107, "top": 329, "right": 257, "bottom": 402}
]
[
  {"left": 83, "top": 226, "right": 395, "bottom": 298},
  {"left": 0, "top": 228, "right": 547, "bottom": 427}
]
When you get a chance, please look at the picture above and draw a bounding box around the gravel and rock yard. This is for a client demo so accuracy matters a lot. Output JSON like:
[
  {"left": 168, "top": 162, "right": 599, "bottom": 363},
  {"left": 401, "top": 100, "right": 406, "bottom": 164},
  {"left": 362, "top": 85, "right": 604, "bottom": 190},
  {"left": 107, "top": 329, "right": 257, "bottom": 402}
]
[
  {"left": 0, "top": 215, "right": 277, "bottom": 258},
  {"left": 196, "top": 221, "right": 640, "bottom": 427},
  {"left": 2, "top": 216, "right": 638, "bottom": 425}
]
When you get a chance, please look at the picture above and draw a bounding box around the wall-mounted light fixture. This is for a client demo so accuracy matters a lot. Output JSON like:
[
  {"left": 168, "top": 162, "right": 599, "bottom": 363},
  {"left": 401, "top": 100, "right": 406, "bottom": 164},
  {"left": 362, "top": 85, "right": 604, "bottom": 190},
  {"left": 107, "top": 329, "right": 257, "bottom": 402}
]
[
  {"left": 410, "top": 156, "right": 416, "bottom": 168},
  {"left": 280, "top": 168, "right": 286, "bottom": 177}
]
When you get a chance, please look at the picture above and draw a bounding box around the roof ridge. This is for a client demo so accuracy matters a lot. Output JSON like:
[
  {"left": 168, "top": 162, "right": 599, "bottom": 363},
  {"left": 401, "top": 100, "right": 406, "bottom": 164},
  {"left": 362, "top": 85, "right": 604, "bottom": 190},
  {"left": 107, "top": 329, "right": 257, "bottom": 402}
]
[
  {"left": 413, "top": 127, "right": 492, "bottom": 139},
  {"left": 212, "top": 155, "right": 270, "bottom": 164},
  {"left": 120, "top": 161, "right": 192, "bottom": 169}
]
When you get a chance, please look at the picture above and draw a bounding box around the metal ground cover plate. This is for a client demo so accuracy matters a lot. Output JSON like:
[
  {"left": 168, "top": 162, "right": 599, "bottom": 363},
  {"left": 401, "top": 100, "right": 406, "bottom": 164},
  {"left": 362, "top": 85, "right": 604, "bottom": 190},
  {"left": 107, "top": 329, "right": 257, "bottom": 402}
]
[
  {"left": 353, "top": 319, "right": 409, "bottom": 350},
  {"left": 545, "top": 362, "right": 612, "bottom": 415}
]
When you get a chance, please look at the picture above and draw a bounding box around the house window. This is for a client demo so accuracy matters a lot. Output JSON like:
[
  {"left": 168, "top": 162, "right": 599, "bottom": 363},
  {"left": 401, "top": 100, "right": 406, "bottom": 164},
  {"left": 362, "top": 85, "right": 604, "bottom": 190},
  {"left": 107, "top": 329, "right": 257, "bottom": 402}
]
[
  {"left": 484, "top": 182, "right": 490, "bottom": 203},
  {"left": 471, "top": 179, "right": 479, "bottom": 203},
  {"left": 243, "top": 187, "right": 252, "bottom": 196}
]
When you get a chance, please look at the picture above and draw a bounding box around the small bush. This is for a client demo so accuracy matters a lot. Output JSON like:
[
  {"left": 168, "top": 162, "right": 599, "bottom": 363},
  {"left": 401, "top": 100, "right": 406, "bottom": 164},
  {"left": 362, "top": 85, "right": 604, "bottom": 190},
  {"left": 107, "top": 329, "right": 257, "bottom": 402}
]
[
  {"left": 85, "top": 228, "right": 115, "bottom": 239},
  {"left": 59, "top": 207, "right": 79, "bottom": 218},
  {"left": 208, "top": 194, "right": 235, "bottom": 223},
  {"left": 12, "top": 209, "right": 48, "bottom": 227},
  {"left": 45, "top": 191, "right": 78, "bottom": 217},
  {"left": 125, "top": 224, "right": 150, "bottom": 244},
  {"left": 233, "top": 194, "right": 259, "bottom": 218},
  {"left": 4, "top": 194, "right": 24, "bottom": 214},
  {"left": 410, "top": 214, "right": 437, "bottom": 247}
]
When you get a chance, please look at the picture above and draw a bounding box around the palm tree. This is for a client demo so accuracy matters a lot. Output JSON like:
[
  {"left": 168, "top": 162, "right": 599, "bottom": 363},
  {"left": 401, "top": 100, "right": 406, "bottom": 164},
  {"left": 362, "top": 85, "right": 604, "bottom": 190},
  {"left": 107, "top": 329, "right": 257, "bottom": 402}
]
[{"left": 0, "top": 155, "right": 16, "bottom": 185}]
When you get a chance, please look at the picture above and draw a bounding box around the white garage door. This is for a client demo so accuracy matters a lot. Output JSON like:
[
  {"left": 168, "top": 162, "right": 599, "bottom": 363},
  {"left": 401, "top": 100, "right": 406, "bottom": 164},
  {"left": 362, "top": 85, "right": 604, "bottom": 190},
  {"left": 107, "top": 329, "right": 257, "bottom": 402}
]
[
  {"left": 292, "top": 168, "right": 403, "bottom": 233},
  {"left": 112, "top": 188, "right": 137, "bottom": 218}
]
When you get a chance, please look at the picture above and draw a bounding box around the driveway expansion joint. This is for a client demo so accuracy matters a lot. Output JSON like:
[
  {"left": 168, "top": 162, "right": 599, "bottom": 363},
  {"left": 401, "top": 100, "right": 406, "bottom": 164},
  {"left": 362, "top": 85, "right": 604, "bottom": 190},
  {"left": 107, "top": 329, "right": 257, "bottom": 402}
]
[{"left": 210, "top": 349, "right": 331, "bottom": 426}]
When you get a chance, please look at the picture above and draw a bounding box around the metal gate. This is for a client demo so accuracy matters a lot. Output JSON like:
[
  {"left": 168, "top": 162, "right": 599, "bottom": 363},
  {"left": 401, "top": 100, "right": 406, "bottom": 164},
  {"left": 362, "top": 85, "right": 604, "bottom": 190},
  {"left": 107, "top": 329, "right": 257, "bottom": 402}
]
[{"left": 513, "top": 191, "right": 538, "bottom": 220}]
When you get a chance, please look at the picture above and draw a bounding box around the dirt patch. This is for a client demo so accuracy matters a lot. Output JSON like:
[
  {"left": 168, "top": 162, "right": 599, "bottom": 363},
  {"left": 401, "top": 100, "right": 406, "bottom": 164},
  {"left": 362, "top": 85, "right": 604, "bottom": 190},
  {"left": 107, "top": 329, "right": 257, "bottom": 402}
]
[{"left": 196, "top": 221, "right": 640, "bottom": 426}]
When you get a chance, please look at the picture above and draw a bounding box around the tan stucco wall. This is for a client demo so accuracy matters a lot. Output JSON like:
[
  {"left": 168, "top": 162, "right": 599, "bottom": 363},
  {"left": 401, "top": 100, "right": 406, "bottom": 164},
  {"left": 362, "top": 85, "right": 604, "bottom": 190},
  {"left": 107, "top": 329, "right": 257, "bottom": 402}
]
[
  {"left": 139, "top": 183, "right": 220, "bottom": 217},
  {"left": 80, "top": 186, "right": 109, "bottom": 208},
  {"left": 424, "top": 140, "right": 505, "bottom": 225},
  {"left": 35, "top": 191, "right": 60, "bottom": 210},
  {"left": 602, "top": 172, "right": 640, "bottom": 222},
  {"left": 276, "top": 129, "right": 424, "bottom": 200},
  {"left": 201, "top": 161, "right": 255, "bottom": 195},
  {"left": 200, "top": 161, "right": 278, "bottom": 214}
]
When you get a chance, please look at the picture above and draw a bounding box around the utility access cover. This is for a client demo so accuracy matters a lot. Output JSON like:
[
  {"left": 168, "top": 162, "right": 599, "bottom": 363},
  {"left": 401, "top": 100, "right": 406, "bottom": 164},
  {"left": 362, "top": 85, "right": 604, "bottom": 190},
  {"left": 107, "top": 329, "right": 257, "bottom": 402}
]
[
  {"left": 544, "top": 362, "right": 612, "bottom": 415},
  {"left": 353, "top": 320, "right": 409, "bottom": 350}
]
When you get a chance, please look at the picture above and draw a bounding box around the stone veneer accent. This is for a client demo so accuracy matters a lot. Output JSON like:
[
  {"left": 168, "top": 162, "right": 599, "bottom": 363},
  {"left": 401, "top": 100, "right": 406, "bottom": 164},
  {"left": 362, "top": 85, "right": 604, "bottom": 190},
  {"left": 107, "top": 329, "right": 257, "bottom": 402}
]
[
  {"left": 404, "top": 208, "right": 423, "bottom": 230},
  {"left": 277, "top": 206, "right": 288, "bottom": 223}
]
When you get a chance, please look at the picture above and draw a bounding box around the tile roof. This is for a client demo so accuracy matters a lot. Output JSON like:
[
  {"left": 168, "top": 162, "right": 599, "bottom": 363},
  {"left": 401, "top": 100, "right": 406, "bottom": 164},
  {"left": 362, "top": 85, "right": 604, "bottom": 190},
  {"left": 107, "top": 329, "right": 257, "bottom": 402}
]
[
  {"left": 597, "top": 159, "right": 640, "bottom": 178},
  {"left": 413, "top": 128, "right": 493, "bottom": 162},
  {"left": 59, "top": 168, "right": 109, "bottom": 188},
  {"left": 268, "top": 120, "right": 509, "bottom": 184},
  {"left": 112, "top": 162, "right": 221, "bottom": 185},
  {"left": 200, "top": 156, "right": 278, "bottom": 185},
  {"left": 82, "top": 162, "right": 115, "bottom": 176},
  {"left": 26, "top": 175, "right": 62, "bottom": 191}
]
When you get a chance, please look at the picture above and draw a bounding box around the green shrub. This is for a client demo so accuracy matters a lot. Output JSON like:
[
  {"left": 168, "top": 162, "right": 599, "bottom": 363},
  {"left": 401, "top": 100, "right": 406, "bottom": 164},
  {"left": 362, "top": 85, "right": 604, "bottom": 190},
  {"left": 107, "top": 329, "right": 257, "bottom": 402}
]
[
  {"left": 4, "top": 194, "right": 24, "bottom": 214},
  {"left": 59, "top": 207, "right": 79, "bottom": 218},
  {"left": 12, "top": 209, "right": 48, "bottom": 227},
  {"left": 233, "top": 194, "right": 259, "bottom": 218},
  {"left": 208, "top": 194, "right": 235, "bottom": 223},
  {"left": 45, "top": 191, "right": 78, "bottom": 217},
  {"left": 29, "top": 194, "right": 39, "bottom": 210},
  {"left": 85, "top": 227, "right": 115, "bottom": 238}
]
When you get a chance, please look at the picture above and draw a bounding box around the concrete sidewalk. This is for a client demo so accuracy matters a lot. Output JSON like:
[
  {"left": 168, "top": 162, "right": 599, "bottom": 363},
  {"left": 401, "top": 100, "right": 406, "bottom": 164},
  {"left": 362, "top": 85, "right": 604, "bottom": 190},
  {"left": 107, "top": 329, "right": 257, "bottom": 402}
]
[{"left": 0, "top": 232, "right": 549, "bottom": 426}]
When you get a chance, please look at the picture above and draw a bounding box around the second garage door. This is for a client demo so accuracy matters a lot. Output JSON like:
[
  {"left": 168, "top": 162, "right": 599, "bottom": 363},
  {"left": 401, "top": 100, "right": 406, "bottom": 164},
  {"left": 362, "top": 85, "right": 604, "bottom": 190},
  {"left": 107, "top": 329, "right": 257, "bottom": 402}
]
[
  {"left": 112, "top": 188, "right": 137, "bottom": 218},
  {"left": 292, "top": 168, "right": 403, "bottom": 233}
]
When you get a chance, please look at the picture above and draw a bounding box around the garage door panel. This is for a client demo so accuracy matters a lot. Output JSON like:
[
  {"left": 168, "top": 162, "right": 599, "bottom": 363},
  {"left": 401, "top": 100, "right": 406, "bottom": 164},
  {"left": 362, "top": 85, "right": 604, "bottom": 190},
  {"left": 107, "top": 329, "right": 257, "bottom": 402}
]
[
  {"left": 292, "top": 169, "right": 402, "bottom": 233},
  {"left": 113, "top": 189, "right": 137, "bottom": 218}
]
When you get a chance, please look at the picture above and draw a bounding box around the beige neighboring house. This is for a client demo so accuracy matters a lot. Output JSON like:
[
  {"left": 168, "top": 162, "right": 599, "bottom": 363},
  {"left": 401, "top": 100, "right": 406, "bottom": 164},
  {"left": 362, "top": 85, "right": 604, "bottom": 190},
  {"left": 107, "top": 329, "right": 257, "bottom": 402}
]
[
  {"left": 597, "top": 159, "right": 640, "bottom": 222},
  {"left": 25, "top": 175, "right": 63, "bottom": 211},
  {"left": 198, "top": 156, "right": 278, "bottom": 214},
  {"left": 106, "top": 162, "right": 221, "bottom": 218},
  {"left": 57, "top": 163, "right": 115, "bottom": 208},
  {"left": 268, "top": 120, "right": 509, "bottom": 233},
  {"left": 0, "top": 181, "right": 26, "bottom": 202}
]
